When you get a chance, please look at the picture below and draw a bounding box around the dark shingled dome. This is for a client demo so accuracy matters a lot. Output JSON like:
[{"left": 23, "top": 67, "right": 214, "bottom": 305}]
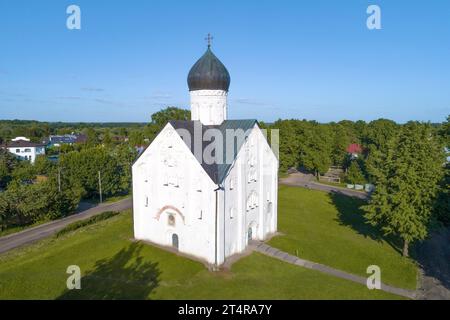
[{"left": 187, "top": 47, "right": 230, "bottom": 91}]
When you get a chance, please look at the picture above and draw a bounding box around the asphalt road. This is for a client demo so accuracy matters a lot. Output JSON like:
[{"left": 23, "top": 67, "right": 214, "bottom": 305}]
[
  {"left": 280, "top": 173, "right": 368, "bottom": 200},
  {"left": 0, "top": 197, "right": 132, "bottom": 255}
]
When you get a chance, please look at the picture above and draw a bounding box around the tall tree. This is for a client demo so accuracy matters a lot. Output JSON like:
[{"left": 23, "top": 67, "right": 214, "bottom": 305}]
[
  {"left": 434, "top": 115, "right": 450, "bottom": 225},
  {"left": 85, "top": 127, "right": 99, "bottom": 147},
  {"left": 150, "top": 107, "right": 191, "bottom": 127},
  {"left": 363, "top": 122, "right": 445, "bottom": 256},
  {"left": 273, "top": 119, "right": 302, "bottom": 173},
  {"left": 364, "top": 119, "right": 399, "bottom": 184},
  {"left": 299, "top": 122, "right": 333, "bottom": 176},
  {"left": 330, "top": 123, "right": 352, "bottom": 167},
  {"left": 346, "top": 161, "right": 366, "bottom": 185}
]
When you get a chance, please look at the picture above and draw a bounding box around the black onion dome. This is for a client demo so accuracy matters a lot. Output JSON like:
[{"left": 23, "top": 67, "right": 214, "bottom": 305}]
[{"left": 187, "top": 47, "right": 230, "bottom": 91}]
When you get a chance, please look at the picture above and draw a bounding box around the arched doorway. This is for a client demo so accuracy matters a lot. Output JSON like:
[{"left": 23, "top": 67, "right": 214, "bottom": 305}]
[
  {"left": 247, "top": 227, "right": 253, "bottom": 241},
  {"left": 172, "top": 233, "right": 179, "bottom": 250}
]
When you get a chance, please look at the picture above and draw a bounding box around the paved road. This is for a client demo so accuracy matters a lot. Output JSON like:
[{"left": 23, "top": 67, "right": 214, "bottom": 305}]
[
  {"left": 0, "top": 197, "right": 132, "bottom": 255},
  {"left": 251, "top": 241, "right": 416, "bottom": 299},
  {"left": 280, "top": 172, "right": 368, "bottom": 199}
]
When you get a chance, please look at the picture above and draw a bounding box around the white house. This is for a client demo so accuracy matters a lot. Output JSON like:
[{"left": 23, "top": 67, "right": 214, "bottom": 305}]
[
  {"left": 2, "top": 137, "right": 46, "bottom": 163},
  {"left": 132, "top": 43, "right": 278, "bottom": 268}
]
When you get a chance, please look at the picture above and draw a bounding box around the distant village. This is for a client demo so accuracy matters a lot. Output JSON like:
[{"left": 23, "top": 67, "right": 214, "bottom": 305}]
[
  {"left": 0, "top": 133, "right": 147, "bottom": 165},
  {"left": 0, "top": 134, "right": 86, "bottom": 163}
]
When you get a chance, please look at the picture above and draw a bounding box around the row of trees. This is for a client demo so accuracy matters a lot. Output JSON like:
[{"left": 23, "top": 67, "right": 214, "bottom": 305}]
[
  {"left": 270, "top": 116, "right": 449, "bottom": 256},
  {"left": 271, "top": 118, "right": 400, "bottom": 178},
  {"left": 1, "top": 109, "right": 448, "bottom": 257},
  {"left": 363, "top": 121, "right": 447, "bottom": 256},
  {"left": 0, "top": 144, "right": 137, "bottom": 231},
  {"left": 0, "top": 108, "right": 192, "bottom": 231}
]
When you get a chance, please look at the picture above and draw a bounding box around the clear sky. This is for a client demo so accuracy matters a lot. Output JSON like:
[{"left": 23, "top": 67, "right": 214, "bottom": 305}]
[{"left": 0, "top": 0, "right": 449, "bottom": 123}]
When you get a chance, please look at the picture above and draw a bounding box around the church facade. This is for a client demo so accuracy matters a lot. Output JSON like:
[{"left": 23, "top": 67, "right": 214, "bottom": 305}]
[{"left": 132, "top": 44, "right": 278, "bottom": 267}]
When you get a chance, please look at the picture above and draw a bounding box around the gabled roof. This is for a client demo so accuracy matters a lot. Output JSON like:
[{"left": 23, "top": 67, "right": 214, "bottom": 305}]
[
  {"left": 48, "top": 134, "right": 87, "bottom": 144},
  {"left": 346, "top": 143, "right": 362, "bottom": 154},
  {"left": 169, "top": 120, "right": 257, "bottom": 184},
  {"left": 2, "top": 140, "right": 46, "bottom": 148}
]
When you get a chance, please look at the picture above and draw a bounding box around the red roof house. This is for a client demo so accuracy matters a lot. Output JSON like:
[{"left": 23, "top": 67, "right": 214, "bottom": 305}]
[{"left": 346, "top": 144, "right": 362, "bottom": 154}]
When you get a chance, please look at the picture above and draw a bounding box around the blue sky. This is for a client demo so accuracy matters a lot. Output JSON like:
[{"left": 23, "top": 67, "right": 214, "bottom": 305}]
[{"left": 0, "top": 0, "right": 449, "bottom": 123}]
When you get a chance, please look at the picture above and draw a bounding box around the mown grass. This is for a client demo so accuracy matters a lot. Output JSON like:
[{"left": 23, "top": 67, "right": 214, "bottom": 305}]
[
  {"left": 269, "top": 185, "right": 418, "bottom": 290},
  {"left": 55, "top": 211, "right": 120, "bottom": 238},
  {"left": 0, "top": 210, "right": 402, "bottom": 299}
]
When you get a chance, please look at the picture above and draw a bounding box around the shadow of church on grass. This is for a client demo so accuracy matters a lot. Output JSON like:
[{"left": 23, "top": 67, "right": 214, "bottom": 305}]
[
  {"left": 58, "top": 242, "right": 161, "bottom": 300},
  {"left": 328, "top": 191, "right": 403, "bottom": 255},
  {"left": 411, "top": 227, "right": 450, "bottom": 292}
]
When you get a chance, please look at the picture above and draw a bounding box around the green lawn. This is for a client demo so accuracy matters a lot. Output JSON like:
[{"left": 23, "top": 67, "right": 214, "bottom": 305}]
[
  {"left": 269, "top": 185, "right": 418, "bottom": 290},
  {"left": 0, "top": 210, "right": 402, "bottom": 299}
]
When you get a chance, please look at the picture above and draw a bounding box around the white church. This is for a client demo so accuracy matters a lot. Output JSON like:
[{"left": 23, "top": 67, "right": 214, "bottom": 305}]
[{"left": 132, "top": 41, "right": 278, "bottom": 268}]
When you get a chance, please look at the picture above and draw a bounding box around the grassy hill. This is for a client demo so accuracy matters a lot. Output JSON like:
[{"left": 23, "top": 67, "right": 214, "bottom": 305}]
[
  {"left": 270, "top": 185, "right": 418, "bottom": 290},
  {"left": 0, "top": 211, "right": 402, "bottom": 299},
  {"left": 0, "top": 186, "right": 417, "bottom": 299}
]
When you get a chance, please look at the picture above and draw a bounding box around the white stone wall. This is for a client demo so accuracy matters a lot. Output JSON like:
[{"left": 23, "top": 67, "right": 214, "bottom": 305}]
[
  {"left": 190, "top": 90, "right": 227, "bottom": 125},
  {"left": 217, "top": 124, "right": 278, "bottom": 264},
  {"left": 133, "top": 123, "right": 219, "bottom": 264},
  {"left": 7, "top": 146, "right": 45, "bottom": 163},
  {"left": 132, "top": 122, "right": 278, "bottom": 266}
]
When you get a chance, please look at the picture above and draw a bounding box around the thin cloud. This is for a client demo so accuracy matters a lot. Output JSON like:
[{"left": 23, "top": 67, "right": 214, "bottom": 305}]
[
  {"left": 145, "top": 90, "right": 173, "bottom": 100},
  {"left": 56, "top": 96, "right": 82, "bottom": 100},
  {"left": 81, "top": 86, "right": 105, "bottom": 92},
  {"left": 233, "top": 98, "right": 276, "bottom": 108}
]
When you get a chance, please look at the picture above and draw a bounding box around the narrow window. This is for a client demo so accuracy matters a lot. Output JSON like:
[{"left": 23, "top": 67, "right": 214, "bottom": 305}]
[
  {"left": 145, "top": 196, "right": 148, "bottom": 207},
  {"left": 199, "top": 210, "right": 203, "bottom": 220},
  {"left": 267, "top": 202, "right": 273, "bottom": 214},
  {"left": 230, "top": 207, "right": 235, "bottom": 219}
]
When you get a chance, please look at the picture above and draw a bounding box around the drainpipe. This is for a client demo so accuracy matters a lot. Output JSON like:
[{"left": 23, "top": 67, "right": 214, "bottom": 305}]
[{"left": 214, "top": 184, "right": 224, "bottom": 269}]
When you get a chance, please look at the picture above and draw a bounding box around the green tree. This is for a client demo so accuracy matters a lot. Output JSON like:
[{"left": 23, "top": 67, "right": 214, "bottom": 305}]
[
  {"left": 299, "top": 123, "right": 333, "bottom": 177},
  {"left": 128, "top": 130, "right": 144, "bottom": 147},
  {"left": 60, "top": 147, "right": 125, "bottom": 199},
  {"left": 363, "top": 122, "right": 445, "bottom": 256},
  {"left": 85, "top": 127, "right": 99, "bottom": 147},
  {"left": 364, "top": 119, "right": 399, "bottom": 184},
  {"left": 11, "top": 161, "right": 36, "bottom": 182},
  {"left": 346, "top": 161, "right": 366, "bottom": 184},
  {"left": 102, "top": 129, "right": 113, "bottom": 147},
  {"left": 150, "top": 107, "right": 190, "bottom": 127},
  {"left": 114, "top": 144, "right": 138, "bottom": 193},
  {"left": 434, "top": 115, "right": 450, "bottom": 225},
  {"left": 0, "top": 176, "right": 82, "bottom": 229},
  {"left": 330, "top": 123, "right": 352, "bottom": 167},
  {"left": 273, "top": 119, "right": 301, "bottom": 173},
  {"left": 0, "top": 149, "right": 19, "bottom": 188}
]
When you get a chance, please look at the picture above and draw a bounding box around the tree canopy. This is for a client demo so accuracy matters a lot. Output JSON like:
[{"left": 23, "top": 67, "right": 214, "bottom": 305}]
[{"left": 362, "top": 122, "right": 445, "bottom": 256}]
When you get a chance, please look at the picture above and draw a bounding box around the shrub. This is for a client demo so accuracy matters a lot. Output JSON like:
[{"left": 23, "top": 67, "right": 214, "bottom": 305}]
[{"left": 56, "top": 211, "right": 120, "bottom": 237}]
